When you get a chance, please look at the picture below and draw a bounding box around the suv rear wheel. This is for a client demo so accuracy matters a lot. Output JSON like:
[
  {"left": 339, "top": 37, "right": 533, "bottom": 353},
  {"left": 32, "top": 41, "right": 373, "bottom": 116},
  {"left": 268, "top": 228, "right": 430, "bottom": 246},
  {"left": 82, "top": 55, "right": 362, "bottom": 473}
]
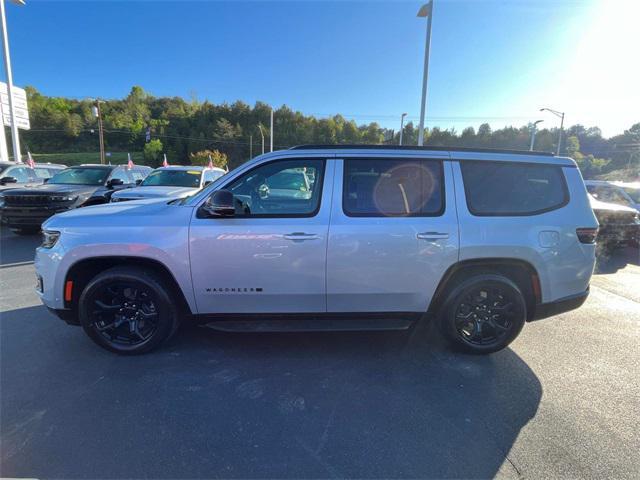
[
  {"left": 78, "top": 266, "right": 180, "bottom": 354},
  {"left": 439, "top": 274, "right": 526, "bottom": 354}
]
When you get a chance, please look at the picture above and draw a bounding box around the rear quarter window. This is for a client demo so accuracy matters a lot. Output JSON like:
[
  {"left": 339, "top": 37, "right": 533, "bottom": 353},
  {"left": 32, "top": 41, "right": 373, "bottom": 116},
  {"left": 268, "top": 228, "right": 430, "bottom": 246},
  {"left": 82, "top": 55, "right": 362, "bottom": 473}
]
[
  {"left": 343, "top": 158, "right": 444, "bottom": 217},
  {"left": 461, "top": 161, "right": 569, "bottom": 216}
]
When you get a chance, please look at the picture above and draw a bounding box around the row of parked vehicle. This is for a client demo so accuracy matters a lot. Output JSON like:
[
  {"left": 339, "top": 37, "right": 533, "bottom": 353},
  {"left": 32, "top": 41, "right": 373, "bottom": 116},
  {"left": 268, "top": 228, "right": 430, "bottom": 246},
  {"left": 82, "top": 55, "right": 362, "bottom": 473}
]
[{"left": 0, "top": 162, "right": 226, "bottom": 234}]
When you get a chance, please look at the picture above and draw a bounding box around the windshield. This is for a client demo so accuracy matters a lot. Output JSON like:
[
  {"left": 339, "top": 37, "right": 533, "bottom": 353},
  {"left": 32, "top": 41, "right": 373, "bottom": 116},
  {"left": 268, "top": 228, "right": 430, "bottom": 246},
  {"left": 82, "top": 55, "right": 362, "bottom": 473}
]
[
  {"left": 0, "top": 165, "right": 10, "bottom": 176},
  {"left": 142, "top": 169, "right": 202, "bottom": 188},
  {"left": 622, "top": 187, "right": 640, "bottom": 203},
  {"left": 48, "top": 167, "right": 110, "bottom": 185}
]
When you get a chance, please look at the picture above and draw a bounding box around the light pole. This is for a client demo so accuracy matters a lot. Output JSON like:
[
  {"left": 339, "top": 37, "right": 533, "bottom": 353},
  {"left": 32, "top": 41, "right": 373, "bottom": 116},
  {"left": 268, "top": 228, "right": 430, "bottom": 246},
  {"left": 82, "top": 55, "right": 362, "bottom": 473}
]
[
  {"left": 91, "top": 100, "right": 106, "bottom": 164},
  {"left": 540, "top": 107, "right": 565, "bottom": 155},
  {"left": 0, "top": 0, "right": 25, "bottom": 163},
  {"left": 399, "top": 112, "right": 408, "bottom": 146},
  {"left": 529, "top": 120, "right": 543, "bottom": 151},
  {"left": 417, "top": 1, "right": 434, "bottom": 146},
  {"left": 270, "top": 108, "right": 274, "bottom": 152},
  {"left": 258, "top": 125, "right": 265, "bottom": 155}
]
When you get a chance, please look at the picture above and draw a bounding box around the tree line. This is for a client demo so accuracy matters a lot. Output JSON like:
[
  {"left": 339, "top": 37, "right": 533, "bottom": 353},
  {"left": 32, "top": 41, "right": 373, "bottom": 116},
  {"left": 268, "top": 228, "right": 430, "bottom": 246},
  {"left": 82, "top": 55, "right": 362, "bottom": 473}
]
[{"left": 17, "top": 85, "right": 640, "bottom": 178}]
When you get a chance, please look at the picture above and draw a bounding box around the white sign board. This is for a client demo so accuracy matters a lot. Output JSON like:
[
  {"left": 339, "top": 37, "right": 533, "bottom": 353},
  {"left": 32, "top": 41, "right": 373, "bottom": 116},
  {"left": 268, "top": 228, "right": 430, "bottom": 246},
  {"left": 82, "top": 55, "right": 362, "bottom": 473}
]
[{"left": 0, "top": 82, "right": 30, "bottom": 130}]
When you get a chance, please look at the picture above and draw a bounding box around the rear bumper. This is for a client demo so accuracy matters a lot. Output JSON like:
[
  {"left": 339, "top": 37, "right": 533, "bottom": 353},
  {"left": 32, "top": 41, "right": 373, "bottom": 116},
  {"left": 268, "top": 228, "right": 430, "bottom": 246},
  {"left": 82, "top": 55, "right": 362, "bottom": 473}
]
[{"left": 530, "top": 288, "right": 589, "bottom": 321}]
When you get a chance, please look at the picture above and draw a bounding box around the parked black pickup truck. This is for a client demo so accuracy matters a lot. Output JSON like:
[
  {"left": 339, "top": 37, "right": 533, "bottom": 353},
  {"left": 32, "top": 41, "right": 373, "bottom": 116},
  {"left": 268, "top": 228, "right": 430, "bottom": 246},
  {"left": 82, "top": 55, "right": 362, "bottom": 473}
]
[{"left": 0, "top": 164, "right": 151, "bottom": 234}]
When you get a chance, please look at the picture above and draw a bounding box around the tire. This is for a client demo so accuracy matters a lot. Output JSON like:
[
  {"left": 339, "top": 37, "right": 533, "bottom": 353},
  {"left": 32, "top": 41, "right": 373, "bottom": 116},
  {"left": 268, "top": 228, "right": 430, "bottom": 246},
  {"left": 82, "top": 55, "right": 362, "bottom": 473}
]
[
  {"left": 78, "top": 266, "right": 180, "bottom": 354},
  {"left": 439, "top": 274, "right": 526, "bottom": 354},
  {"left": 12, "top": 227, "right": 40, "bottom": 235}
]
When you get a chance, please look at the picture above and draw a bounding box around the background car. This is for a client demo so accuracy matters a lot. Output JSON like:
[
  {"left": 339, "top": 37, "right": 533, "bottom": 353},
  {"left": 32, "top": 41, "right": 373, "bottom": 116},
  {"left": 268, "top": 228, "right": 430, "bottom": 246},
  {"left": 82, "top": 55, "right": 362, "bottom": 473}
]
[
  {"left": 585, "top": 180, "right": 640, "bottom": 213},
  {"left": 110, "top": 165, "right": 226, "bottom": 202},
  {"left": 0, "top": 162, "right": 66, "bottom": 191},
  {"left": 0, "top": 164, "right": 151, "bottom": 234},
  {"left": 610, "top": 181, "right": 640, "bottom": 212},
  {"left": 588, "top": 193, "right": 640, "bottom": 249}
]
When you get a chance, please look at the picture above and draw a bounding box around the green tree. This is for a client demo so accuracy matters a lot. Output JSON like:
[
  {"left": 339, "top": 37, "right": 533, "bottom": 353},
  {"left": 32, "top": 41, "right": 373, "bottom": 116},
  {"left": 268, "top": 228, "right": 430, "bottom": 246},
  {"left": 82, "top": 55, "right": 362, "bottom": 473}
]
[
  {"left": 189, "top": 149, "right": 228, "bottom": 169},
  {"left": 143, "top": 139, "right": 163, "bottom": 164}
]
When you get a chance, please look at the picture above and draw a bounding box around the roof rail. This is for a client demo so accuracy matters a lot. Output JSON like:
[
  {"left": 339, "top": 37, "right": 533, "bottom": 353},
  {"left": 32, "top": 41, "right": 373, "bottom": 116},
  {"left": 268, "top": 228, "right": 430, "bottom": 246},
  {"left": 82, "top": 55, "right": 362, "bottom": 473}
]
[{"left": 289, "top": 144, "right": 555, "bottom": 157}]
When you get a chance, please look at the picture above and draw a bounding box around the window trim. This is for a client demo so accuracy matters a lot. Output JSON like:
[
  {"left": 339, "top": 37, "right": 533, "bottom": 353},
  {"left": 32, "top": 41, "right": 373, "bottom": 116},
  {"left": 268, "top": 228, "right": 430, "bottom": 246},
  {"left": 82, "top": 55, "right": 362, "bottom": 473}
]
[
  {"left": 341, "top": 157, "right": 446, "bottom": 218},
  {"left": 213, "top": 157, "right": 327, "bottom": 219},
  {"left": 460, "top": 159, "right": 570, "bottom": 217}
]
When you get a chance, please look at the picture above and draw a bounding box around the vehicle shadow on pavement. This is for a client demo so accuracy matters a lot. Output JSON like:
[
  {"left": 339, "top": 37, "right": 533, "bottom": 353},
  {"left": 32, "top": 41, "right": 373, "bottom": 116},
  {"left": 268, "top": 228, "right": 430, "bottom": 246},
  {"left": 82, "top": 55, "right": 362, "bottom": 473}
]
[
  {"left": 594, "top": 246, "right": 639, "bottom": 274},
  {"left": 1, "top": 305, "right": 541, "bottom": 479},
  {"left": 0, "top": 227, "right": 41, "bottom": 267}
]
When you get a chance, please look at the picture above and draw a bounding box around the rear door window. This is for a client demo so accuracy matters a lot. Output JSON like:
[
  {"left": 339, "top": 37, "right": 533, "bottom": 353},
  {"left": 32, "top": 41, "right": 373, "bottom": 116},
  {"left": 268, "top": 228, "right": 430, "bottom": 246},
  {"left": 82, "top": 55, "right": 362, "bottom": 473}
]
[
  {"left": 461, "top": 161, "right": 568, "bottom": 216},
  {"left": 343, "top": 158, "right": 444, "bottom": 217}
]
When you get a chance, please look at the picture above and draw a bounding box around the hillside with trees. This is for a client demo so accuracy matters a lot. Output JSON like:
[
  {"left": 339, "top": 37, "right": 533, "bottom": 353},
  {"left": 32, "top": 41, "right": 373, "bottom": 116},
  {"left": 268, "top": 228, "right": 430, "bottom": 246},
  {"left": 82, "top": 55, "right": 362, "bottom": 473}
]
[{"left": 17, "top": 86, "right": 640, "bottom": 179}]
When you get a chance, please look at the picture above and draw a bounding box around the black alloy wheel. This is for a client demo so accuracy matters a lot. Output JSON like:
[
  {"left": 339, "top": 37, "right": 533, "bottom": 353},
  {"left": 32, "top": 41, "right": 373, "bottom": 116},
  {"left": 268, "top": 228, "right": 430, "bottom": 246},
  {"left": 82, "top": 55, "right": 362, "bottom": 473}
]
[
  {"left": 441, "top": 274, "right": 526, "bottom": 354},
  {"left": 79, "top": 267, "right": 179, "bottom": 354}
]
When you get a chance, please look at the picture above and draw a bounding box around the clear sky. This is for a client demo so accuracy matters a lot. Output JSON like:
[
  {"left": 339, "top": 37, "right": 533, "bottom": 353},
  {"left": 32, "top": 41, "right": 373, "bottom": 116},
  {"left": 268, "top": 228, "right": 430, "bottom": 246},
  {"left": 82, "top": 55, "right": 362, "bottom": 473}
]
[{"left": 4, "top": 0, "right": 639, "bottom": 137}]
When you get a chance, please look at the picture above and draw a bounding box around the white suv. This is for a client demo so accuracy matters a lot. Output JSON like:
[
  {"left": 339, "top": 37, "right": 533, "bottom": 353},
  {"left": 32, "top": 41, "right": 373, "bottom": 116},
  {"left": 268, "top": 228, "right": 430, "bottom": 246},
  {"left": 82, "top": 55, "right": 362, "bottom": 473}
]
[{"left": 35, "top": 146, "right": 598, "bottom": 355}]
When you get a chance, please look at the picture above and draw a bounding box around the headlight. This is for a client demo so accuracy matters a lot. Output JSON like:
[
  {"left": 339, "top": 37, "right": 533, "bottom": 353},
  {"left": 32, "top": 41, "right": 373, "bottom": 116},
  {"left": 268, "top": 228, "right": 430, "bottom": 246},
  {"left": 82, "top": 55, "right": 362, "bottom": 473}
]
[
  {"left": 50, "top": 195, "right": 78, "bottom": 202},
  {"left": 41, "top": 230, "right": 61, "bottom": 249}
]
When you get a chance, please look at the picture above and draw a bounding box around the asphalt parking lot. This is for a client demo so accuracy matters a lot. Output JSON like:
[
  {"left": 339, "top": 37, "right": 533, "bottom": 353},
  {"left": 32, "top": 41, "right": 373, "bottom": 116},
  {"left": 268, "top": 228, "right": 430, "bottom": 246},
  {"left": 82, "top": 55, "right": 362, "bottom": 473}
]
[{"left": 1, "top": 227, "right": 639, "bottom": 479}]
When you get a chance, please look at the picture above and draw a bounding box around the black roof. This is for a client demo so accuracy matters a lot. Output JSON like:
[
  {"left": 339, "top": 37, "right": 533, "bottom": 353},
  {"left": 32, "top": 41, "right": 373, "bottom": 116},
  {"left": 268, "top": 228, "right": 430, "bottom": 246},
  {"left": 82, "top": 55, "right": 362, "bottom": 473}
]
[{"left": 289, "top": 144, "right": 555, "bottom": 157}]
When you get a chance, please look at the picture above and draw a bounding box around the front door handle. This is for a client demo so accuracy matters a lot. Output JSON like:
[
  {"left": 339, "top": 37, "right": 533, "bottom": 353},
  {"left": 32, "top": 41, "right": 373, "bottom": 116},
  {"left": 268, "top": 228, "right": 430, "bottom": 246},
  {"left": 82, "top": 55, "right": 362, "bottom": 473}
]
[
  {"left": 283, "top": 232, "right": 320, "bottom": 241},
  {"left": 417, "top": 232, "right": 450, "bottom": 241}
]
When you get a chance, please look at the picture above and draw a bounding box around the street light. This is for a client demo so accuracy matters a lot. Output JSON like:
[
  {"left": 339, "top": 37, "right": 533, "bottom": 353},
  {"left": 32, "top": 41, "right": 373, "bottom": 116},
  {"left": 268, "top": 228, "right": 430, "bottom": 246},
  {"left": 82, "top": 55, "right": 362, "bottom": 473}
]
[
  {"left": 0, "top": 0, "right": 26, "bottom": 163},
  {"left": 529, "top": 120, "right": 543, "bottom": 151},
  {"left": 540, "top": 107, "right": 565, "bottom": 155},
  {"left": 399, "top": 113, "right": 408, "bottom": 146},
  {"left": 258, "top": 124, "right": 265, "bottom": 155},
  {"left": 417, "top": 0, "right": 434, "bottom": 147},
  {"left": 91, "top": 100, "right": 106, "bottom": 164}
]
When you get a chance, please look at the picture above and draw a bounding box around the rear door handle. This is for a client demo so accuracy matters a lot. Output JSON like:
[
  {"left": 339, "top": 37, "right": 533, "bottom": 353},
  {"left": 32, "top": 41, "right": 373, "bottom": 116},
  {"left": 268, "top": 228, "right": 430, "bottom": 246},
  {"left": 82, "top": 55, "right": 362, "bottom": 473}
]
[
  {"left": 417, "top": 232, "right": 450, "bottom": 240},
  {"left": 283, "top": 232, "right": 320, "bottom": 241}
]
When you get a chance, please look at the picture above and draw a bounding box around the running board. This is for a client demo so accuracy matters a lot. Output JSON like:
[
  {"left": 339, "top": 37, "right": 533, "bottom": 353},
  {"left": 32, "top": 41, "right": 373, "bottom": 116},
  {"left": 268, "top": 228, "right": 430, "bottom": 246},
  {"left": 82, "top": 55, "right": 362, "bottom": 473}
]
[{"left": 201, "top": 315, "right": 416, "bottom": 333}]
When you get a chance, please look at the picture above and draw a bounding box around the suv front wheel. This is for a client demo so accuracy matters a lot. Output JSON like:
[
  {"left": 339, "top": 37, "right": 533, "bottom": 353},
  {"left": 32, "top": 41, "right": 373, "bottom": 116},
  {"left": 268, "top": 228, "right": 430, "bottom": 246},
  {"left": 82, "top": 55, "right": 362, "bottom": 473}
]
[
  {"left": 78, "top": 266, "right": 180, "bottom": 354},
  {"left": 439, "top": 274, "right": 526, "bottom": 354}
]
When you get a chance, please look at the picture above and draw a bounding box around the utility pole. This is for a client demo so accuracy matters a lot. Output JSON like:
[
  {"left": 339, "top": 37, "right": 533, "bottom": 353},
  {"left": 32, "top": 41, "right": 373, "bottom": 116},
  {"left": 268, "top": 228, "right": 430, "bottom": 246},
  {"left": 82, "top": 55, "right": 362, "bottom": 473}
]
[
  {"left": 399, "top": 113, "right": 407, "bottom": 146},
  {"left": 417, "top": 1, "right": 434, "bottom": 147},
  {"left": 270, "top": 108, "right": 274, "bottom": 152},
  {"left": 92, "top": 100, "right": 106, "bottom": 164},
  {"left": 249, "top": 134, "right": 253, "bottom": 159},
  {"left": 0, "top": 0, "right": 26, "bottom": 163}
]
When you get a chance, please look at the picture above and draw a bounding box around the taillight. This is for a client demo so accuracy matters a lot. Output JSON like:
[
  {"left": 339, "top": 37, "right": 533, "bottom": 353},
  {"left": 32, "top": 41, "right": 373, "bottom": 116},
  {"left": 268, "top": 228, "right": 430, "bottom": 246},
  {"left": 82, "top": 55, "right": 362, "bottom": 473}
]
[{"left": 576, "top": 227, "right": 598, "bottom": 244}]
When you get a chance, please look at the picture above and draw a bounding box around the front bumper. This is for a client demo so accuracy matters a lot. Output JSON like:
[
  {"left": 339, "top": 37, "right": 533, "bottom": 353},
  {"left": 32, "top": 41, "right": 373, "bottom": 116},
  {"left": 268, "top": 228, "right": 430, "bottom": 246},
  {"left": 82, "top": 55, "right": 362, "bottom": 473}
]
[
  {"left": 530, "top": 288, "right": 590, "bottom": 321},
  {"left": 1, "top": 205, "right": 71, "bottom": 228},
  {"left": 597, "top": 224, "right": 640, "bottom": 245},
  {"left": 47, "top": 306, "right": 80, "bottom": 326}
]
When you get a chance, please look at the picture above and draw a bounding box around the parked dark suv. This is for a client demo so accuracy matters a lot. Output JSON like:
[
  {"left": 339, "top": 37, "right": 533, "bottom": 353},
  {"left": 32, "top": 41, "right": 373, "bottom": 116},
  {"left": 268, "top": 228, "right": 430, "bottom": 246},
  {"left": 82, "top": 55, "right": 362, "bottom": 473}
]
[
  {"left": 0, "top": 162, "right": 66, "bottom": 191},
  {"left": 0, "top": 164, "right": 151, "bottom": 234}
]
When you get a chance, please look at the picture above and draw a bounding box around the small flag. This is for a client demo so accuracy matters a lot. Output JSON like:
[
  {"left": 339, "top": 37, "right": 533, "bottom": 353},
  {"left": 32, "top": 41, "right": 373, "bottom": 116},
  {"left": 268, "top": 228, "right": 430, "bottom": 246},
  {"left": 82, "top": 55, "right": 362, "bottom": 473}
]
[
  {"left": 26, "top": 151, "right": 35, "bottom": 169},
  {"left": 207, "top": 154, "right": 214, "bottom": 169},
  {"left": 127, "top": 153, "right": 134, "bottom": 170},
  {"left": 162, "top": 154, "right": 169, "bottom": 168},
  {"left": 224, "top": 164, "right": 229, "bottom": 173}
]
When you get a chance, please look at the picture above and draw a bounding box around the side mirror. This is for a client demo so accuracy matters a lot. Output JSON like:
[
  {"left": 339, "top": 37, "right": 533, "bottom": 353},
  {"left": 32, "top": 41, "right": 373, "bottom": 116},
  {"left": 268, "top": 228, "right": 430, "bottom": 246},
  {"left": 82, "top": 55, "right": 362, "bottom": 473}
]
[
  {"left": 201, "top": 189, "right": 235, "bottom": 217},
  {"left": 135, "top": 179, "right": 143, "bottom": 185},
  {"left": 203, "top": 180, "right": 212, "bottom": 187},
  {"left": 0, "top": 176, "right": 17, "bottom": 185},
  {"left": 108, "top": 178, "right": 124, "bottom": 188},
  {"left": 43, "top": 178, "right": 49, "bottom": 184}
]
